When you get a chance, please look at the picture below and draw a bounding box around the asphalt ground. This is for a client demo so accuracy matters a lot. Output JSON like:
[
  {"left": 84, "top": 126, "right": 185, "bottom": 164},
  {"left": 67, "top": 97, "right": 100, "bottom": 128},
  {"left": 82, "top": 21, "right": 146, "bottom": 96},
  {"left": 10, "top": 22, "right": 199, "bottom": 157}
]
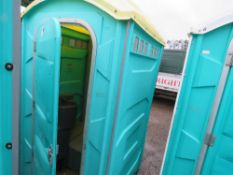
[{"left": 138, "top": 98, "right": 175, "bottom": 175}]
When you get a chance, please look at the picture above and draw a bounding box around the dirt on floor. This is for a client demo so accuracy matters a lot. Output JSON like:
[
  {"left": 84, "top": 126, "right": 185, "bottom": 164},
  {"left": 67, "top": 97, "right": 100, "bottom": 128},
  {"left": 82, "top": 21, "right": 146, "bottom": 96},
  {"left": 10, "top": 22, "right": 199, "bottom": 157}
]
[{"left": 138, "top": 98, "right": 175, "bottom": 175}]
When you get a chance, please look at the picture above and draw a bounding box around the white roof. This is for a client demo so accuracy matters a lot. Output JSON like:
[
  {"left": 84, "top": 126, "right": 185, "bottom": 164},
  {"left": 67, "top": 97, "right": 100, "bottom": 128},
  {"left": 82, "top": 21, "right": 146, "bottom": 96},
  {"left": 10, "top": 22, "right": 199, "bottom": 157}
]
[
  {"left": 191, "top": 12, "right": 233, "bottom": 34},
  {"left": 22, "top": 0, "right": 166, "bottom": 45}
]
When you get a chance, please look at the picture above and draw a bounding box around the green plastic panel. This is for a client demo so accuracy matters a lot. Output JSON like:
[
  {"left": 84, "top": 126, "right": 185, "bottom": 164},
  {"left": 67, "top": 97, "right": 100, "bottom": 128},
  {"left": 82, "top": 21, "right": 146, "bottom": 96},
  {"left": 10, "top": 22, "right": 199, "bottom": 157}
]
[
  {"left": 162, "top": 23, "right": 233, "bottom": 175},
  {"left": 61, "top": 26, "right": 90, "bottom": 41},
  {"left": 60, "top": 27, "right": 90, "bottom": 118}
]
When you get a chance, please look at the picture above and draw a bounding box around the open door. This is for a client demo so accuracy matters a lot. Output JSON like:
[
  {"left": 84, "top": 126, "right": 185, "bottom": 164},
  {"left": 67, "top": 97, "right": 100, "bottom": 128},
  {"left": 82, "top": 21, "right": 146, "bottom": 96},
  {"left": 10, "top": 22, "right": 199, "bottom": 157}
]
[
  {"left": 161, "top": 25, "right": 233, "bottom": 175},
  {"left": 32, "top": 18, "right": 61, "bottom": 175},
  {"left": 199, "top": 39, "right": 233, "bottom": 174}
]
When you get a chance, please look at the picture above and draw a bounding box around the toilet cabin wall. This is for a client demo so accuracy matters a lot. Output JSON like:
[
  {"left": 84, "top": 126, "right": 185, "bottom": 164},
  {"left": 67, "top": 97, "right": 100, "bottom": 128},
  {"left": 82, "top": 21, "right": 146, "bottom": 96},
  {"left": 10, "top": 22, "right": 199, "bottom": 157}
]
[
  {"left": 107, "top": 23, "right": 163, "bottom": 175},
  {"left": 0, "top": 0, "right": 20, "bottom": 175},
  {"left": 21, "top": 1, "right": 125, "bottom": 174},
  {"left": 20, "top": 0, "right": 164, "bottom": 174},
  {"left": 0, "top": 1, "right": 13, "bottom": 174}
]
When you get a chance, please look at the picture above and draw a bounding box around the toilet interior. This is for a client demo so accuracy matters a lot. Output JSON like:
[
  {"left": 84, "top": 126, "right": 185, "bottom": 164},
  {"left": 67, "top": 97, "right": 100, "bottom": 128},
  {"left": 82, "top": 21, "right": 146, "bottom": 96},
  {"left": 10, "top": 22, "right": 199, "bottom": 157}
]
[{"left": 56, "top": 24, "right": 92, "bottom": 174}]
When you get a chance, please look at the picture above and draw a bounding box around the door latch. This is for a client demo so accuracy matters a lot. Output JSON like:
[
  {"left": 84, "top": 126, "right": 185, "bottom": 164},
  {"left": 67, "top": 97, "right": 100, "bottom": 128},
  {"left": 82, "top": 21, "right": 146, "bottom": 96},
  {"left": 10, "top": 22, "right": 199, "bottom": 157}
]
[
  {"left": 204, "top": 133, "right": 216, "bottom": 147},
  {"left": 48, "top": 145, "right": 53, "bottom": 166}
]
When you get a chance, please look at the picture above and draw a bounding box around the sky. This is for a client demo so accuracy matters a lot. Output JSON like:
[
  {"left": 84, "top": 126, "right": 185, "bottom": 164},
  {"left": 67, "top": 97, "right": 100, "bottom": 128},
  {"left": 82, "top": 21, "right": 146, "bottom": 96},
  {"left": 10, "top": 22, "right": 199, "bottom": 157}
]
[{"left": 131, "top": 0, "right": 233, "bottom": 40}]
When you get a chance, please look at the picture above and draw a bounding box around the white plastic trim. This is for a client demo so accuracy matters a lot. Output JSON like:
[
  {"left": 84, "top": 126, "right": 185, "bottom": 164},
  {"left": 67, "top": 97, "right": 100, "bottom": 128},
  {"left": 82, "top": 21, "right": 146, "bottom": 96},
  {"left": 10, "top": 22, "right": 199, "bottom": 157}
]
[{"left": 191, "top": 12, "right": 233, "bottom": 34}]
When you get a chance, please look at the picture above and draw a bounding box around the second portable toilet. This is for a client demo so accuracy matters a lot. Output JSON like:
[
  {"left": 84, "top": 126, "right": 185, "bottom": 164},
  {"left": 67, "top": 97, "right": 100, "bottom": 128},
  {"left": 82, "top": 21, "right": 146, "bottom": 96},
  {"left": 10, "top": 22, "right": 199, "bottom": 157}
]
[
  {"left": 20, "top": 0, "right": 165, "bottom": 174},
  {"left": 162, "top": 13, "right": 233, "bottom": 175}
]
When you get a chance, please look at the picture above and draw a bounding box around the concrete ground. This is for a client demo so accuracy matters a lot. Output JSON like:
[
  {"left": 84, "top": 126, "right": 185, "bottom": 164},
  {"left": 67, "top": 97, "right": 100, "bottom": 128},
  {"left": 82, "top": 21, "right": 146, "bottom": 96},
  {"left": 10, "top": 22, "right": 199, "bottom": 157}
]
[{"left": 138, "top": 98, "right": 175, "bottom": 175}]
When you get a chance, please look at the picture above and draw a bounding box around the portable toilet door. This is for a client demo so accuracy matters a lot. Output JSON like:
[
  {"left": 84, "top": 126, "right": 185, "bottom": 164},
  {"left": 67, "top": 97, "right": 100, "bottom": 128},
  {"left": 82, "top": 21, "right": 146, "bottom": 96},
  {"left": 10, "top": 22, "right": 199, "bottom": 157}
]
[
  {"left": 20, "top": 0, "right": 165, "bottom": 175},
  {"left": 0, "top": 0, "right": 21, "bottom": 174},
  {"left": 161, "top": 13, "right": 233, "bottom": 175}
]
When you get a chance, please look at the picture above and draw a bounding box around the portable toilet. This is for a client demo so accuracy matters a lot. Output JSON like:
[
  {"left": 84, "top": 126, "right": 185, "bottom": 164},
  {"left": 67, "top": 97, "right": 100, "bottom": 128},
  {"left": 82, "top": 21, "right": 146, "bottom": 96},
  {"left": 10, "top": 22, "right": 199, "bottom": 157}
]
[
  {"left": 161, "top": 13, "right": 233, "bottom": 175},
  {"left": 0, "top": 0, "right": 20, "bottom": 175},
  {"left": 20, "top": 0, "right": 165, "bottom": 174}
]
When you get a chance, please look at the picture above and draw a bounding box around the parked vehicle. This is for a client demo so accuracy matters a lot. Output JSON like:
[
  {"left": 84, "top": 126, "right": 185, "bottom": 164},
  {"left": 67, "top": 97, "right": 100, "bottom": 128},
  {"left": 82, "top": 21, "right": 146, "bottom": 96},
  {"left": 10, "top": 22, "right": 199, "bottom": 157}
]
[
  {"left": 20, "top": 0, "right": 165, "bottom": 174},
  {"left": 162, "top": 12, "right": 233, "bottom": 175},
  {"left": 155, "top": 50, "right": 186, "bottom": 100}
]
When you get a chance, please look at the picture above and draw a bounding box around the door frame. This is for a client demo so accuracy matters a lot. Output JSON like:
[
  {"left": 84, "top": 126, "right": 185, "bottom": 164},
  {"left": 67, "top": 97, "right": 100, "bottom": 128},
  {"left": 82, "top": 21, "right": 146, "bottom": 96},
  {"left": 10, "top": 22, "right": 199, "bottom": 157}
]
[
  {"left": 12, "top": 0, "right": 21, "bottom": 174},
  {"left": 160, "top": 36, "right": 193, "bottom": 175},
  {"left": 195, "top": 38, "right": 233, "bottom": 174},
  {"left": 58, "top": 18, "right": 97, "bottom": 175}
]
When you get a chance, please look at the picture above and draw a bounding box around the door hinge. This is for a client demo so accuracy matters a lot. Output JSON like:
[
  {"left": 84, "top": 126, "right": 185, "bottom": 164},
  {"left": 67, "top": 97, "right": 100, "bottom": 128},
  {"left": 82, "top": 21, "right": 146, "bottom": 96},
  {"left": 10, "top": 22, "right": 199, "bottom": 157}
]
[
  {"left": 33, "top": 41, "right": 37, "bottom": 53},
  {"left": 48, "top": 145, "right": 53, "bottom": 166},
  {"left": 83, "top": 143, "right": 87, "bottom": 150},
  {"left": 226, "top": 52, "right": 233, "bottom": 67},
  {"left": 56, "top": 144, "right": 59, "bottom": 156},
  {"left": 32, "top": 100, "right": 36, "bottom": 109},
  {"left": 204, "top": 133, "right": 216, "bottom": 147}
]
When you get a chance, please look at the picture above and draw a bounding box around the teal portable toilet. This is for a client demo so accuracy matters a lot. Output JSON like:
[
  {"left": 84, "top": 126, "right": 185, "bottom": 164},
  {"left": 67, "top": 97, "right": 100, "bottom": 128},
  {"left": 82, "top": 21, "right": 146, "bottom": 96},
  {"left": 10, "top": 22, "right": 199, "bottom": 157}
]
[
  {"left": 20, "top": 0, "right": 165, "bottom": 174},
  {"left": 162, "top": 13, "right": 233, "bottom": 175},
  {"left": 0, "top": 0, "right": 20, "bottom": 174}
]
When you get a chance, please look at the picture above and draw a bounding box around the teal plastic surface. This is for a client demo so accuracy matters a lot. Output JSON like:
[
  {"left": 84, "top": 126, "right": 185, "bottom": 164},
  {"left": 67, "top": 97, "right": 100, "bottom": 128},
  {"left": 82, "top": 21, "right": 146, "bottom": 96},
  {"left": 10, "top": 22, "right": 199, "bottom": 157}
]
[
  {"left": 20, "top": 0, "right": 163, "bottom": 174},
  {"left": 162, "top": 23, "right": 233, "bottom": 174},
  {"left": 107, "top": 23, "right": 163, "bottom": 175},
  {"left": 202, "top": 65, "right": 233, "bottom": 174},
  {"left": 0, "top": 1, "right": 14, "bottom": 174}
]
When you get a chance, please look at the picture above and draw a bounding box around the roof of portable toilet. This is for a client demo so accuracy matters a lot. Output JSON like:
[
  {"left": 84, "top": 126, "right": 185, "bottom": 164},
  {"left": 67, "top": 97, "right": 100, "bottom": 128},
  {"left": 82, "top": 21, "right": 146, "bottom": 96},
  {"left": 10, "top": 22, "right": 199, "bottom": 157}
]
[
  {"left": 191, "top": 12, "right": 233, "bottom": 34},
  {"left": 21, "top": 0, "right": 166, "bottom": 45}
]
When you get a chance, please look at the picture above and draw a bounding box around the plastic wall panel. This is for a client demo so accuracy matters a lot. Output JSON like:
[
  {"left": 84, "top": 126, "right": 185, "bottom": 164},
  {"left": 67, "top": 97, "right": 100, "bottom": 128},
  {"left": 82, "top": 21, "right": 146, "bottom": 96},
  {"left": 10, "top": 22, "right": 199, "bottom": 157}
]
[
  {"left": 0, "top": 1, "right": 14, "bottom": 174},
  {"left": 108, "top": 23, "right": 163, "bottom": 175}
]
